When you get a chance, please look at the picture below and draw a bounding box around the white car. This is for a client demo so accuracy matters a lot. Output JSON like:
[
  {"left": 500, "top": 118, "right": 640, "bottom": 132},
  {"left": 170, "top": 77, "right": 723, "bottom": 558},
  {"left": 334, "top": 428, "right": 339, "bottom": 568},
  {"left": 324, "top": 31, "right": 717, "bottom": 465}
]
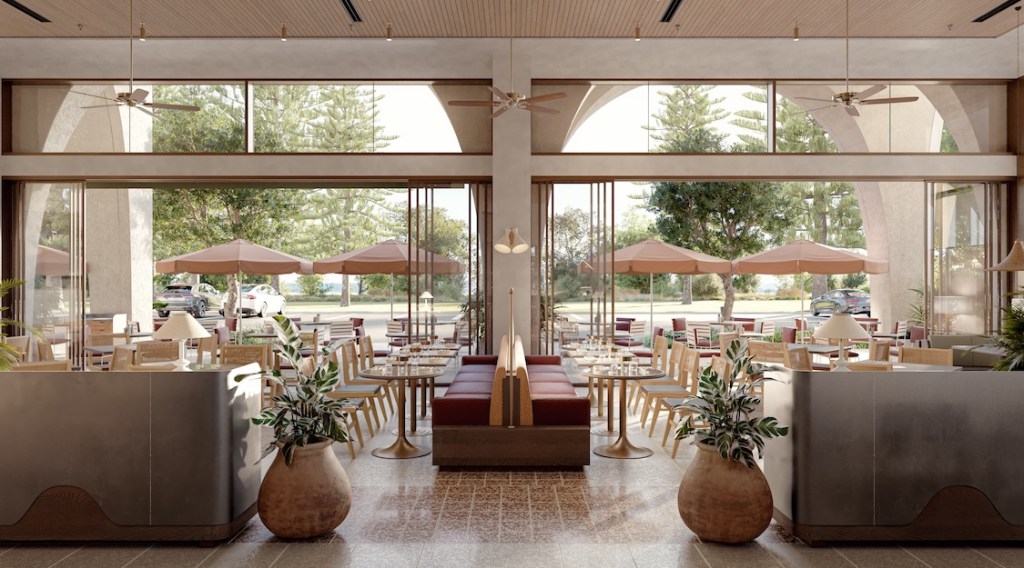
[{"left": 220, "top": 284, "right": 286, "bottom": 317}]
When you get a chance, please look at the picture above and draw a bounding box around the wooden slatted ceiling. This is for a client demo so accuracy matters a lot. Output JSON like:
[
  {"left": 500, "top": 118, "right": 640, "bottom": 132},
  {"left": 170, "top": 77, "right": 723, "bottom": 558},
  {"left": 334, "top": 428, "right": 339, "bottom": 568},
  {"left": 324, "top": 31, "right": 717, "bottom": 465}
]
[{"left": 0, "top": 0, "right": 1017, "bottom": 39}]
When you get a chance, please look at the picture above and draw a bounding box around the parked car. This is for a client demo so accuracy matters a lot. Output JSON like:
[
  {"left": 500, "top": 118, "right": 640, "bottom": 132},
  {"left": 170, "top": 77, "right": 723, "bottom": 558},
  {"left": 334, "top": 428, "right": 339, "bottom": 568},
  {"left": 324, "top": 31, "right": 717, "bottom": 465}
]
[
  {"left": 155, "top": 283, "right": 222, "bottom": 318},
  {"left": 810, "top": 288, "right": 871, "bottom": 316},
  {"left": 219, "top": 284, "right": 287, "bottom": 318}
]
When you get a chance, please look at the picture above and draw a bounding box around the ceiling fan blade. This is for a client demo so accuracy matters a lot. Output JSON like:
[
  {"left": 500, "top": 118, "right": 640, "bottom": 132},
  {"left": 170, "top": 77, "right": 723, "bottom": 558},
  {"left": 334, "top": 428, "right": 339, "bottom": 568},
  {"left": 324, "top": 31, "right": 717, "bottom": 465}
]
[
  {"left": 793, "top": 96, "right": 836, "bottom": 103},
  {"left": 129, "top": 89, "right": 149, "bottom": 103},
  {"left": 489, "top": 106, "right": 510, "bottom": 119},
  {"left": 134, "top": 106, "right": 158, "bottom": 118},
  {"left": 855, "top": 85, "right": 887, "bottom": 100},
  {"left": 798, "top": 104, "right": 839, "bottom": 115},
  {"left": 859, "top": 96, "right": 920, "bottom": 105},
  {"left": 845, "top": 106, "right": 860, "bottom": 117},
  {"left": 522, "top": 92, "right": 567, "bottom": 104},
  {"left": 69, "top": 90, "right": 120, "bottom": 103},
  {"left": 523, "top": 105, "right": 559, "bottom": 115},
  {"left": 80, "top": 104, "right": 120, "bottom": 109},
  {"left": 144, "top": 102, "right": 201, "bottom": 111},
  {"left": 488, "top": 87, "right": 512, "bottom": 102},
  {"left": 448, "top": 100, "right": 502, "bottom": 107}
]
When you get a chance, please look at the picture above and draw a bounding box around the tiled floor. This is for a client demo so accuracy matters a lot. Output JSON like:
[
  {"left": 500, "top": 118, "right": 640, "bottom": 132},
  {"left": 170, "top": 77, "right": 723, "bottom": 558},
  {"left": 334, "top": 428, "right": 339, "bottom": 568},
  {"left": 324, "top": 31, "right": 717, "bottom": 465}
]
[{"left": 3, "top": 393, "right": 1023, "bottom": 567}]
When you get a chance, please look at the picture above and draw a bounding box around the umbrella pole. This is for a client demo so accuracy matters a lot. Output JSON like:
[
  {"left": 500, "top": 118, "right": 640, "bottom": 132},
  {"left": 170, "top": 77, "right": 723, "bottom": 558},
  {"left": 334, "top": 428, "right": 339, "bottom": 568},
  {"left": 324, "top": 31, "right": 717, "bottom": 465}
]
[
  {"left": 389, "top": 273, "right": 394, "bottom": 321},
  {"left": 649, "top": 272, "right": 654, "bottom": 342},
  {"left": 800, "top": 272, "right": 806, "bottom": 343}
]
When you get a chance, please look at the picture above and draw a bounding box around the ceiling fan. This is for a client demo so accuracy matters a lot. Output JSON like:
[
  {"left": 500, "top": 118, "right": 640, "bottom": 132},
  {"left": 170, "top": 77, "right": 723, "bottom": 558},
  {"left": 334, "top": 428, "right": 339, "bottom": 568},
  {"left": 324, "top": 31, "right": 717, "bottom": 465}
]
[
  {"left": 70, "top": 0, "right": 199, "bottom": 117},
  {"left": 794, "top": 0, "right": 918, "bottom": 117},
  {"left": 448, "top": 39, "right": 567, "bottom": 118}
]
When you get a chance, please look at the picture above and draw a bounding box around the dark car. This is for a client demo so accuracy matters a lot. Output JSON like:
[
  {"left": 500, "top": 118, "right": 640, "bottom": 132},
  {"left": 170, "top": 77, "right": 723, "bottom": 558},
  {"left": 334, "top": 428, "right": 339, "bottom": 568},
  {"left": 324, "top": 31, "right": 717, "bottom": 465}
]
[
  {"left": 810, "top": 288, "right": 870, "bottom": 316},
  {"left": 155, "top": 283, "right": 222, "bottom": 318}
]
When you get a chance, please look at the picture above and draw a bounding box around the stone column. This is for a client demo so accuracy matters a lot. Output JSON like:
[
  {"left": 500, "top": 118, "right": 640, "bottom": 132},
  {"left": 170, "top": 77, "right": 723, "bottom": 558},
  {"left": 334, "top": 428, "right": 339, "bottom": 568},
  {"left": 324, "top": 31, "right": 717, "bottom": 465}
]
[{"left": 85, "top": 188, "right": 153, "bottom": 330}]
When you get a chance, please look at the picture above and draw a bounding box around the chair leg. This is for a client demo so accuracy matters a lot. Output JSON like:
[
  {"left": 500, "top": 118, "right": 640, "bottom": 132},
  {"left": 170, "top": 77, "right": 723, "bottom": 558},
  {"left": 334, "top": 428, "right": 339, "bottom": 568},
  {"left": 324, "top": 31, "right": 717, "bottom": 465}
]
[
  {"left": 662, "top": 407, "right": 677, "bottom": 447},
  {"left": 639, "top": 394, "right": 653, "bottom": 428},
  {"left": 361, "top": 403, "right": 376, "bottom": 437},
  {"left": 347, "top": 406, "right": 365, "bottom": 448},
  {"left": 365, "top": 396, "right": 382, "bottom": 431},
  {"left": 647, "top": 398, "right": 663, "bottom": 437},
  {"left": 632, "top": 389, "right": 647, "bottom": 415}
]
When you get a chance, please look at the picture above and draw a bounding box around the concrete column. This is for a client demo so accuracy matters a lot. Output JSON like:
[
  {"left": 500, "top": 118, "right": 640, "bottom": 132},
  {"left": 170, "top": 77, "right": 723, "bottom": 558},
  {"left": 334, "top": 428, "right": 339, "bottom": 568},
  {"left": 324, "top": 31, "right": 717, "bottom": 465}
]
[
  {"left": 85, "top": 188, "right": 153, "bottom": 330},
  {"left": 491, "top": 41, "right": 533, "bottom": 353}
]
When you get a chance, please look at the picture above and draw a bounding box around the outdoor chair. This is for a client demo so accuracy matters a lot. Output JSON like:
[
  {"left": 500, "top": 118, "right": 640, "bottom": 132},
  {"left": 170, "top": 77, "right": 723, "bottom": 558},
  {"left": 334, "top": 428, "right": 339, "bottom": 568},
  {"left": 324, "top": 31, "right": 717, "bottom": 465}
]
[
  {"left": 136, "top": 340, "right": 179, "bottom": 364},
  {"left": 898, "top": 346, "right": 953, "bottom": 366},
  {"left": 220, "top": 344, "right": 274, "bottom": 407},
  {"left": 109, "top": 345, "right": 135, "bottom": 371},
  {"left": 630, "top": 327, "right": 664, "bottom": 361},
  {"left": 757, "top": 320, "right": 776, "bottom": 336},
  {"left": 748, "top": 340, "right": 785, "bottom": 364},
  {"left": 328, "top": 320, "right": 355, "bottom": 342},
  {"left": 3, "top": 335, "right": 31, "bottom": 363},
  {"left": 36, "top": 339, "right": 55, "bottom": 362},
  {"left": 84, "top": 331, "right": 129, "bottom": 371},
  {"left": 614, "top": 320, "right": 646, "bottom": 348},
  {"left": 639, "top": 344, "right": 700, "bottom": 435},
  {"left": 784, "top": 346, "right": 813, "bottom": 371},
  {"left": 843, "top": 360, "right": 893, "bottom": 372},
  {"left": 387, "top": 320, "right": 408, "bottom": 350},
  {"left": 332, "top": 342, "right": 387, "bottom": 432},
  {"left": 12, "top": 360, "right": 72, "bottom": 371},
  {"left": 869, "top": 339, "right": 892, "bottom": 361},
  {"left": 626, "top": 335, "right": 670, "bottom": 409},
  {"left": 668, "top": 317, "right": 687, "bottom": 340},
  {"left": 781, "top": 327, "right": 797, "bottom": 344}
]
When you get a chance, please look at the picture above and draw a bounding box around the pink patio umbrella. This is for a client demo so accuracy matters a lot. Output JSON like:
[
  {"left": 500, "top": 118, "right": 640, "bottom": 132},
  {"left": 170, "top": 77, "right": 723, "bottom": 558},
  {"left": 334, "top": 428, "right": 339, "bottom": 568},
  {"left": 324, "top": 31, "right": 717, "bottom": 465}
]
[
  {"left": 156, "top": 239, "right": 313, "bottom": 321},
  {"left": 314, "top": 239, "right": 465, "bottom": 320},
  {"left": 580, "top": 239, "right": 732, "bottom": 335},
  {"left": 732, "top": 239, "right": 889, "bottom": 330}
]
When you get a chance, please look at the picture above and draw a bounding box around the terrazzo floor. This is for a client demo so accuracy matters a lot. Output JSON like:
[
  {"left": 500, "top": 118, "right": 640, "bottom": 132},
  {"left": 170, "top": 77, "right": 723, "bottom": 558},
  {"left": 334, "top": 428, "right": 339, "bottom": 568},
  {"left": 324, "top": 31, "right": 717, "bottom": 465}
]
[{"left": 3, "top": 388, "right": 1023, "bottom": 567}]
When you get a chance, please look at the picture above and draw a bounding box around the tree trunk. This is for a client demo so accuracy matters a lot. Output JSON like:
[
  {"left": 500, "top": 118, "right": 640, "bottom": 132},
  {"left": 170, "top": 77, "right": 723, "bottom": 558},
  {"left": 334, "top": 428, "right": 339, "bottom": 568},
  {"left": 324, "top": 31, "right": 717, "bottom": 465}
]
[
  {"left": 811, "top": 275, "right": 828, "bottom": 299},
  {"left": 721, "top": 274, "right": 735, "bottom": 321},
  {"left": 225, "top": 274, "right": 238, "bottom": 319},
  {"left": 680, "top": 275, "right": 693, "bottom": 305},
  {"left": 271, "top": 275, "right": 281, "bottom": 293},
  {"left": 340, "top": 275, "right": 351, "bottom": 307}
]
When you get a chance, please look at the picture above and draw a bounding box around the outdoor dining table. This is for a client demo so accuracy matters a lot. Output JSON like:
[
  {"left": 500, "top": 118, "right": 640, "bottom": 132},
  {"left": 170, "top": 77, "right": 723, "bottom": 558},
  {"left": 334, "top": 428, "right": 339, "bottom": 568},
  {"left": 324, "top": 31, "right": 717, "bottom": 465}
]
[
  {"left": 359, "top": 364, "right": 445, "bottom": 459},
  {"left": 563, "top": 349, "right": 637, "bottom": 419},
  {"left": 584, "top": 365, "right": 666, "bottom": 459}
]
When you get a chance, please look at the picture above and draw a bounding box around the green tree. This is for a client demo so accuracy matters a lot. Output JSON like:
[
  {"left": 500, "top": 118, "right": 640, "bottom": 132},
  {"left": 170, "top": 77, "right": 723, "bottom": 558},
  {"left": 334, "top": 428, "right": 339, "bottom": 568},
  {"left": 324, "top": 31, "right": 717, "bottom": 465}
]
[
  {"left": 612, "top": 210, "right": 666, "bottom": 294},
  {"left": 647, "top": 85, "right": 727, "bottom": 147}
]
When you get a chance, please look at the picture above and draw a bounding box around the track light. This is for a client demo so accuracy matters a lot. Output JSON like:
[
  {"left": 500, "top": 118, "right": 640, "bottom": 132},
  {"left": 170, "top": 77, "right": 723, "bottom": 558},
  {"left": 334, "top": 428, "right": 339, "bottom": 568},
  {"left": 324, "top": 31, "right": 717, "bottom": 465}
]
[
  {"left": 792, "top": 22, "right": 799, "bottom": 41},
  {"left": 634, "top": 23, "right": 641, "bottom": 41},
  {"left": 139, "top": 21, "right": 146, "bottom": 41},
  {"left": 386, "top": 23, "right": 393, "bottom": 41},
  {"left": 495, "top": 228, "right": 529, "bottom": 254},
  {"left": 280, "top": 23, "right": 288, "bottom": 41}
]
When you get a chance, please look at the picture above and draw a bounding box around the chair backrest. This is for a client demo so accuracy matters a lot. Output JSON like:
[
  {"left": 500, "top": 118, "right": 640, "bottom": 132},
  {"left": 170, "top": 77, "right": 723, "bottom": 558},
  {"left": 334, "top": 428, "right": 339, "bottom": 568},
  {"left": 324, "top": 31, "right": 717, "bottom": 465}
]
[
  {"left": 868, "top": 339, "right": 892, "bottom": 361},
  {"left": 358, "top": 336, "right": 376, "bottom": 368},
  {"left": 781, "top": 327, "right": 797, "bottom": 344},
  {"left": 672, "top": 317, "right": 687, "bottom": 332},
  {"left": 845, "top": 360, "right": 893, "bottom": 372},
  {"left": 330, "top": 320, "right": 355, "bottom": 341},
  {"left": 688, "top": 322, "right": 711, "bottom": 348},
  {"left": 784, "top": 347, "right": 812, "bottom": 371},
  {"left": 36, "top": 339, "right": 55, "bottom": 362},
  {"left": 3, "top": 335, "right": 31, "bottom": 362},
  {"left": 710, "top": 356, "right": 733, "bottom": 381},
  {"left": 110, "top": 345, "right": 136, "bottom": 371},
  {"left": 86, "top": 320, "right": 114, "bottom": 335},
  {"left": 898, "top": 346, "right": 953, "bottom": 366},
  {"left": 387, "top": 320, "right": 406, "bottom": 335},
  {"left": 679, "top": 347, "right": 701, "bottom": 394},
  {"left": 629, "top": 320, "right": 646, "bottom": 337},
  {"left": 136, "top": 340, "right": 179, "bottom": 363},
  {"left": 220, "top": 344, "right": 271, "bottom": 371},
  {"left": 86, "top": 331, "right": 129, "bottom": 348},
  {"left": 652, "top": 326, "right": 664, "bottom": 338},
  {"left": 299, "top": 329, "right": 319, "bottom": 349},
  {"left": 909, "top": 325, "right": 926, "bottom": 343},
  {"left": 666, "top": 340, "right": 687, "bottom": 381},
  {"left": 719, "top": 332, "right": 740, "bottom": 354},
  {"left": 894, "top": 320, "right": 908, "bottom": 339},
  {"left": 337, "top": 341, "right": 359, "bottom": 384},
  {"left": 759, "top": 320, "right": 776, "bottom": 335},
  {"left": 748, "top": 340, "right": 785, "bottom": 364},
  {"left": 650, "top": 335, "right": 669, "bottom": 370},
  {"left": 12, "top": 360, "right": 71, "bottom": 371}
]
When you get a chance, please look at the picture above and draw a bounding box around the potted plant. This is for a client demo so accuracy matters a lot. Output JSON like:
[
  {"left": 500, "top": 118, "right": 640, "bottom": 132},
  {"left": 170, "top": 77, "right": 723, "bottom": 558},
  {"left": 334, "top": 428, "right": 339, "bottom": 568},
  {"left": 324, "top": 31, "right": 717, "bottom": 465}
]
[
  {"left": 992, "top": 288, "right": 1024, "bottom": 371},
  {"left": 674, "top": 340, "right": 789, "bottom": 544},
  {"left": 0, "top": 280, "right": 31, "bottom": 370},
  {"left": 239, "top": 315, "right": 352, "bottom": 539}
]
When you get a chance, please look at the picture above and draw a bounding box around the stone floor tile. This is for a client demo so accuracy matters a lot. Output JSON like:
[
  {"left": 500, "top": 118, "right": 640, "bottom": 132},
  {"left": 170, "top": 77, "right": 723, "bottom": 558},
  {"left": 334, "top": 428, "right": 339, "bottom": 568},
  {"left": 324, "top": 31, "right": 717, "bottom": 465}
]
[
  {"left": 559, "top": 543, "right": 636, "bottom": 568},
  {"left": 347, "top": 543, "right": 421, "bottom": 568},
  {"left": 696, "top": 542, "right": 785, "bottom": 568},
  {"left": 765, "top": 544, "right": 856, "bottom": 568},
  {"left": 198, "top": 543, "right": 288, "bottom": 568},
  {"left": 123, "top": 545, "right": 219, "bottom": 568},
  {"left": 832, "top": 546, "right": 929, "bottom": 568},
  {"left": 971, "top": 547, "right": 1024, "bottom": 568},
  {"left": 271, "top": 543, "right": 353, "bottom": 567},
  {"left": 0, "top": 546, "right": 81, "bottom": 568},
  {"left": 628, "top": 543, "right": 710, "bottom": 568},
  {"left": 54, "top": 546, "right": 150, "bottom": 568},
  {"left": 899, "top": 546, "right": 1004, "bottom": 568}
]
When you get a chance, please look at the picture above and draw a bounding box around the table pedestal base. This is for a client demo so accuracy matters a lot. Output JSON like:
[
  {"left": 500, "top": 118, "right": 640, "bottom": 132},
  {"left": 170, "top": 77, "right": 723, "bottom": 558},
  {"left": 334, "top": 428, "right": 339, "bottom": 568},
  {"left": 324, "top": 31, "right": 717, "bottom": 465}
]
[
  {"left": 594, "top": 437, "right": 653, "bottom": 459},
  {"left": 372, "top": 436, "right": 431, "bottom": 459}
]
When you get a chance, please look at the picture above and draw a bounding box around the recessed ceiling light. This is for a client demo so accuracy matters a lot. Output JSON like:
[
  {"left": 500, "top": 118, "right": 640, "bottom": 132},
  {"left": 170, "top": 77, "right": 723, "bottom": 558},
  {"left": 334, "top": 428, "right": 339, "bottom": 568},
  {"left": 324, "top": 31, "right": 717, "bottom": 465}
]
[
  {"left": 139, "top": 21, "right": 146, "bottom": 41},
  {"left": 386, "top": 23, "right": 393, "bottom": 41},
  {"left": 792, "top": 22, "right": 799, "bottom": 41}
]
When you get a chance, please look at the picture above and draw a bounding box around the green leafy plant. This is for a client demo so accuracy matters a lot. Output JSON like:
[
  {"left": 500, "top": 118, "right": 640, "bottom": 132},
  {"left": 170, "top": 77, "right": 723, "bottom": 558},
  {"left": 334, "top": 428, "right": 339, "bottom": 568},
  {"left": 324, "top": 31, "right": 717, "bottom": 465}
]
[
  {"left": 908, "top": 287, "right": 927, "bottom": 327},
  {"left": 238, "top": 315, "right": 350, "bottom": 465},
  {"left": 994, "top": 288, "right": 1024, "bottom": 371},
  {"left": 0, "top": 280, "right": 34, "bottom": 371},
  {"left": 675, "top": 340, "right": 789, "bottom": 468}
]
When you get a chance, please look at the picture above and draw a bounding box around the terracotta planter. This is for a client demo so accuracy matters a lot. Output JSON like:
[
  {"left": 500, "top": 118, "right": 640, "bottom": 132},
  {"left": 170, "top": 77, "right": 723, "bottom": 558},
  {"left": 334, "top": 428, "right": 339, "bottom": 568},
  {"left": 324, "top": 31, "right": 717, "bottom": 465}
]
[
  {"left": 677, "top": 444, "right": 773, "bottom": 544},
  {"left": 259, "top": 439, "right": 351, "bottom": 539}
]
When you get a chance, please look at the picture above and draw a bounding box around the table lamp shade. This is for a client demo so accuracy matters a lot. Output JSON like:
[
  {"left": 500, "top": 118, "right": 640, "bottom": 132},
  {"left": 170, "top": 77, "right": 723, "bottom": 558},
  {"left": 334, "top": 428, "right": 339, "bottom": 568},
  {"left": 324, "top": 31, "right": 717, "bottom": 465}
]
[
  {"left": 153, "top": 311, "right": 211, "bottom": 341},
  {"left": 813, "top": 313, "right": 870, "bottom": 342}
]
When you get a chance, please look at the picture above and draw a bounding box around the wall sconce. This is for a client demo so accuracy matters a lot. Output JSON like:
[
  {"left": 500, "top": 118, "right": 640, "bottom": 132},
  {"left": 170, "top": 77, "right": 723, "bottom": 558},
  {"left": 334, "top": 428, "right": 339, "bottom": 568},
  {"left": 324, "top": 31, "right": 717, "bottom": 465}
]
[{"left": 495, "top": 228, "right": 529, "bottom": 254}]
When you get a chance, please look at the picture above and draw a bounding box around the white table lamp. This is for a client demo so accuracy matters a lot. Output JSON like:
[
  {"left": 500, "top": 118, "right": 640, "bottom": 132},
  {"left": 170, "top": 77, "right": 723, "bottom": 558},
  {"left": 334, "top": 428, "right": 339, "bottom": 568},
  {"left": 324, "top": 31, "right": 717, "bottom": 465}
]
[
  {"left": 813, "top": 313, "right": 870, "bottom": 372},
  {"left": 152, "top": 311, "right": 210, "bottom": 372}
]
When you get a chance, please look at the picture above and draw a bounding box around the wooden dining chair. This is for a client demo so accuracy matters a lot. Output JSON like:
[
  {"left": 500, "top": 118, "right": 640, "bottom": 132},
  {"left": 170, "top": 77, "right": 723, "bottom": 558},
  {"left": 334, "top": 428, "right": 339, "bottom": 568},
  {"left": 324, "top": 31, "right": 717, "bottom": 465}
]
[
  {"left": 869, "top": 339, "right": 893, "bottom": 361},
  {"left": 136, "top": 340, "right": 180, "bottom": 364},
  {"left": 631, "top": 339, "right": 684, "bottom": 414},
  {"left": 334, "top": 342, "right": 388, "bottom": 431},
  {"left": 36, "top": 339, "right": 56, "bottom": 362},
  {"left": 84, "top": 331, "right": 129, "bottom": 370},
  {"left": 3, "top": 335, "right": 31, "bottom": 363},
  {"left": 784, "top": 346, "right": 813, "bottom": 371},
  {"left": 898, "top": 346, "right": 953, "bottom": 366},
  {"left": 109, "top": 345, "right": 136, "bottom": 371},
  {"left": 12, "top": 360, "right": 71, "bottom": 371},
  {"left": 641, "top": 346, "right": 702, "bottom": 437},
  {"left": 329, "top": 320, "right": 355, "bottom": 342},
  {"left": 748, "top": 340, "right": 785, "bottom": 364},
  {"left": 844, "top": 360, "right": 893, "bottom": 372}
]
